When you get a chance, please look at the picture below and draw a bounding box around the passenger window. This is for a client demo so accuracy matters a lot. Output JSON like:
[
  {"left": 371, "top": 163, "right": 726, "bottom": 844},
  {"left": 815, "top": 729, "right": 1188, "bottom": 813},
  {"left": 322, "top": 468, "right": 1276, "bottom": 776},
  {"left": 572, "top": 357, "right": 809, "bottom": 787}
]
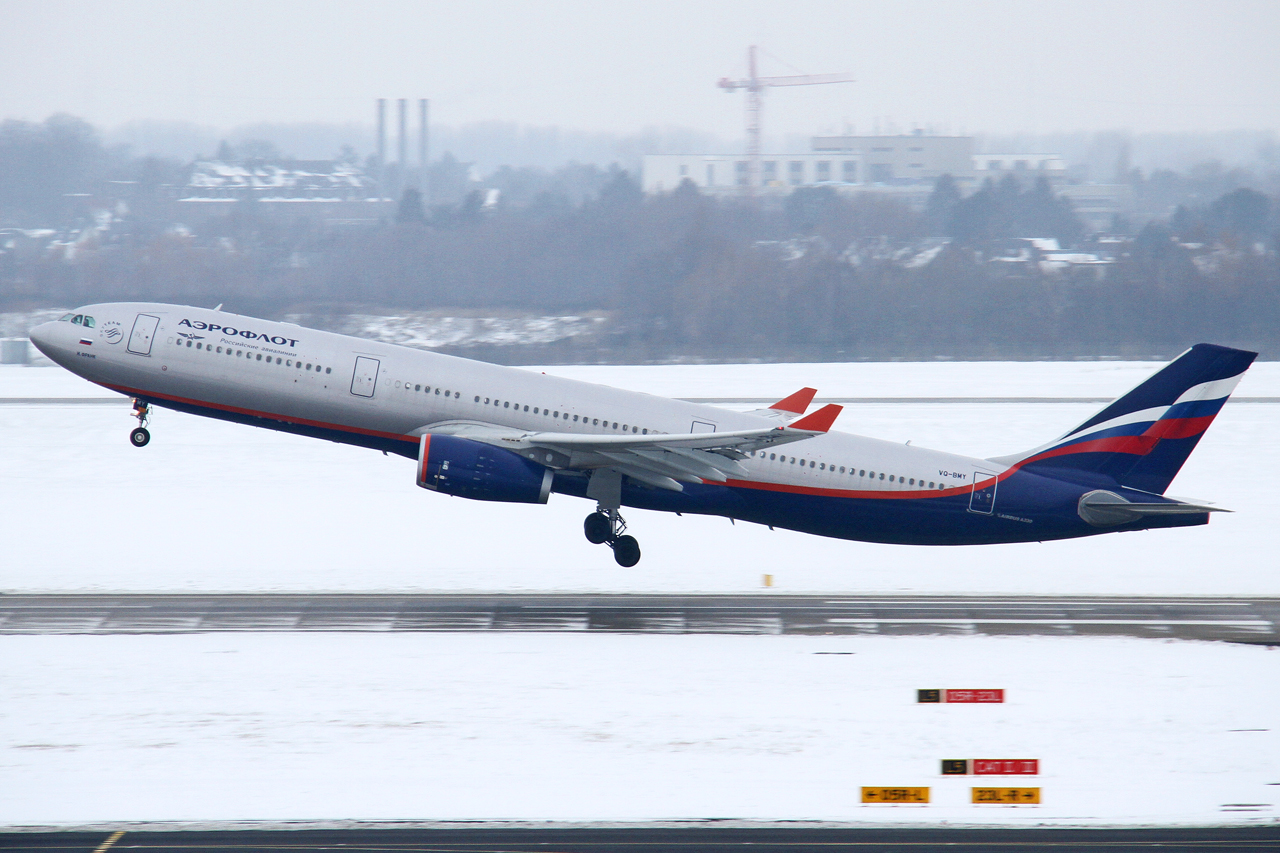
[
  {"left": 642, "top": 428, "right": 648, "bottom": 434},
  {"left": 769, "top": 453, "right": 776, "bottom": 460},
  {"left": 622, "top": 424, "right": 628, "bottom": 431},
  {"left": 572, "top": 414, "right": 578, "bottom": 421},
  {"left": 859, "top": 470, "right": 865, "bottom": 476},
  {"left": 415, "top": 384, "right": 421, "bottom": 391},
  {"left": 475, "top": 396, "right": 481, "bottom": 402},
  {"left": 533, "top": 407, "right": 539, "bottom": 414},
  {"left": 485, "top": 398, "right": 490, "bottom": 404},
  {"left": 879, "top": 473, "right": 885, "bottom": 480},
  {"left": 504, "top": 402, "right": 510, "bottom": 408},
  {"left": 196, "top": 343, "right": 202, "bottom": 350},
  {"left": 236, "top": 349, "right": 243, "bottom": 357},
  {"left": 306, "top": 363, "right": 312, "bottom": 370},
  {"left": 612, "top": 422, "right": 618, "bottom": 429},
  {"left": 839, "top": 466, "right": 845, "bottom": 473},
  {"left": 593, "top": 418, "right": 599, "bottom": 425},
  {"left": 186, "top": 340, "right": 192, "bottom": 347},
  {"left": 909, "top": 478, "right": 915, "bottom": 485},
  {"left": 819, "top": 463, "right": 825, "bottom": 470}
]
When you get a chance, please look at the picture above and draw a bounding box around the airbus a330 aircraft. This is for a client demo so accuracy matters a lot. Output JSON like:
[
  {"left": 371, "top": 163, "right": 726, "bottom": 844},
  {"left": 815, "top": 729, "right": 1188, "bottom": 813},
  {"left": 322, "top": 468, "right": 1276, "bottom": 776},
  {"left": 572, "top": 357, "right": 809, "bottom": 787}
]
[{"left": 30, "top": 303, "right": 1255, "bottom": 566}]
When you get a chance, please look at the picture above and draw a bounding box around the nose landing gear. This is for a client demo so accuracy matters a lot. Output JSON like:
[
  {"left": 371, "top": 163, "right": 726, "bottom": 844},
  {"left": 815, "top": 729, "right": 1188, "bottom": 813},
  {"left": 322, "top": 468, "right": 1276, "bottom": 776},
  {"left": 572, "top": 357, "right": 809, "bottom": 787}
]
[
  {"left": 130, "top": 400, "right": 151, "bottom": 447},
  {"left": 584, "top": 507, "right": 642, "bottom": 567}
]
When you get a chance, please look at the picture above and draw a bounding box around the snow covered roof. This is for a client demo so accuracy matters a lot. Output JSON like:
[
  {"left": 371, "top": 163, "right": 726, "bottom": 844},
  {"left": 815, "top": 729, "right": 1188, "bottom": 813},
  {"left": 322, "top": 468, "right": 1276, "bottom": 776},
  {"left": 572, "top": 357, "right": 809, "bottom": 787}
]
[{"left": 186, "top": 160, "right": 373, "bottom": 193}]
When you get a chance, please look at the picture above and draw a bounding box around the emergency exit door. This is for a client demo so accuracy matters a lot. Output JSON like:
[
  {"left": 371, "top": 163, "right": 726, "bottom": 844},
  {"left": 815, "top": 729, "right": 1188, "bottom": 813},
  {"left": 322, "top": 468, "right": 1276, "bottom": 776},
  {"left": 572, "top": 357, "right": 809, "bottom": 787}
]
[
  {"left": 127, "top": 314, "right": 160, "bottom": 356},
  {"left": 350, "top": 356, "right": 380, "bottom": 398}
]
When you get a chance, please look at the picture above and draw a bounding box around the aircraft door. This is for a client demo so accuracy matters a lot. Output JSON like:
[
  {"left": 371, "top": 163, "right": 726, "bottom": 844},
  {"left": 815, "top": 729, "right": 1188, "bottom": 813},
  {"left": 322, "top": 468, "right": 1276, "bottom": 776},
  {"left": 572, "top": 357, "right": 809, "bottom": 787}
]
[
  {"left": 968, "top": 471, "right": 998, "bottom": 514},
  {"left": 350, "top": 356, "right": 380, "bottom": 398},
  {"left": 126, "top": 314, "right": 160, "bottom": 355}
]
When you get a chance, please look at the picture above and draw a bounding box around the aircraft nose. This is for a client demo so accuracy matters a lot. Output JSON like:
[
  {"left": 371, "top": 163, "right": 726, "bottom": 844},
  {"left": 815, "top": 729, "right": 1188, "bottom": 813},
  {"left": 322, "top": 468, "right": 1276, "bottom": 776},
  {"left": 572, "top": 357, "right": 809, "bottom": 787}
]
[{"left": 28, "top": 322, "right": 59, "bottom": 357}]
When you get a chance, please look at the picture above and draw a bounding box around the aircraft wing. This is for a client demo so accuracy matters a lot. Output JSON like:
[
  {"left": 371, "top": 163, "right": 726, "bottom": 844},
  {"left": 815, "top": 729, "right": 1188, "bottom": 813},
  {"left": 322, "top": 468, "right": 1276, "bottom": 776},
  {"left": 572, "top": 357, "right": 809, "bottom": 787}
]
[
  {"left": 743, "top": 387, "right": 818, "bottom": 421},
  {"left": 424, "top": 404, "right": 843, "bottom": 492}
]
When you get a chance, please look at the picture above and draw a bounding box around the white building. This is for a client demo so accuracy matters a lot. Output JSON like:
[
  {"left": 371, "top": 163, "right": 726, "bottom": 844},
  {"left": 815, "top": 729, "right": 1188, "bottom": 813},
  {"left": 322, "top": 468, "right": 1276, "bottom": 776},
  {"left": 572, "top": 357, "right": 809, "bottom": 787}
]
[
  {"left": 642, "top": 153, "right": 864, "bottom": 195},
  {"left": 972, "top": 154, "right": 1068, "bottom": 179}
]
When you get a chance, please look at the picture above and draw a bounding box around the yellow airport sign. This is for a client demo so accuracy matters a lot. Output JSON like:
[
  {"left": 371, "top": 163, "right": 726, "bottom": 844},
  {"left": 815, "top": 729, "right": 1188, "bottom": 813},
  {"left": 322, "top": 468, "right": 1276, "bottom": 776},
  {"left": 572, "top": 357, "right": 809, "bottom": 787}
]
[
  {"left": 861, "top": 787, "right": 930, "bottom": 804},
  {"left": 972, "top": 787, "right": 1041, "bottom": 804}
]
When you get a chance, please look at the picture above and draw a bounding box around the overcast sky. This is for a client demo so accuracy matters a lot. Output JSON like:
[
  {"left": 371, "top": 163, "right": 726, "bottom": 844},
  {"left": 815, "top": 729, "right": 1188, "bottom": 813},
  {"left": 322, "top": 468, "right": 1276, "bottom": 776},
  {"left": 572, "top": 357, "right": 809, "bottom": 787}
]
[{"left": 3, "top": 0, "right": 1278, "bottom": 139}]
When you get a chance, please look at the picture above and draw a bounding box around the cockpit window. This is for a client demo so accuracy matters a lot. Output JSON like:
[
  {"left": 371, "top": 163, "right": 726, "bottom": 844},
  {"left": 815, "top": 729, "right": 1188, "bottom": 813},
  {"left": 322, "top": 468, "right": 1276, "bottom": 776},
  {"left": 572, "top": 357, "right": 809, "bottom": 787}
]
[
  {"left": 81, "top": 315, "right": 95, "bottom": 328},
  {"left": 60, "top": 313, "right": 75, "bottom": 322},
  {"left": 61, "top": 313, "right": 96, "bottom": 327}
]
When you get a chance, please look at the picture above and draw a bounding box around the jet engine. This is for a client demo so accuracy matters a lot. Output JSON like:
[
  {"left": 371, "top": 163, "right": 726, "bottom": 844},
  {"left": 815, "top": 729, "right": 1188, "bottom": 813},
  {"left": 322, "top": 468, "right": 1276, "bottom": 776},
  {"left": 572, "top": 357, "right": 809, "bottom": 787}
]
[{"left": 416, "top": 434, "right": 553, "bottom": 504}]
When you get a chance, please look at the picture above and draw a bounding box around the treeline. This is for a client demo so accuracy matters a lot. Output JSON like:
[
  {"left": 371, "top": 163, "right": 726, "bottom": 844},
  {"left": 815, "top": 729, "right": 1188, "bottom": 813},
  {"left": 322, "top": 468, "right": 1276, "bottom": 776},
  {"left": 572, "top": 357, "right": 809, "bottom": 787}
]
[{"left": 3, "top": 114, "right": 1279, "bottom": 360}]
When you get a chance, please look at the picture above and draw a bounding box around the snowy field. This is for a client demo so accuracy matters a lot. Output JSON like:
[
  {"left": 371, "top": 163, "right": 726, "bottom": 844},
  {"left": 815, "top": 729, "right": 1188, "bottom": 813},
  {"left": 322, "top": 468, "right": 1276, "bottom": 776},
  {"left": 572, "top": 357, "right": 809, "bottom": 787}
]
[
  {"left": 3, "top": 360, "right": 1278, "bottom": 829},
  {"left": 1, "top": 361, "right": 1277, "bottom": 595},
  {"left": 2, "top": 632, "right": 1276, "bottom": 827}
]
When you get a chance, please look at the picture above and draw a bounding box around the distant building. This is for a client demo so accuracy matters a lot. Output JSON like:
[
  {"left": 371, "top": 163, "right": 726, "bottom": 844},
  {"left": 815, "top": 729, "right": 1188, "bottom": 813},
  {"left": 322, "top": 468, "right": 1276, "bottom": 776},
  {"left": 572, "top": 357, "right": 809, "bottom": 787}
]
[
  {"left": 972, "top": 154, "right": 1068, "bottom": 180},
  {"left": 179, "top": 160, "right": 392, "bottom": 222},
  {"left": 811, "top": 134, "right": 975, "bottom": 184},
  {"left": 642, "top": 153, "right": 864, "bottom": 195}
]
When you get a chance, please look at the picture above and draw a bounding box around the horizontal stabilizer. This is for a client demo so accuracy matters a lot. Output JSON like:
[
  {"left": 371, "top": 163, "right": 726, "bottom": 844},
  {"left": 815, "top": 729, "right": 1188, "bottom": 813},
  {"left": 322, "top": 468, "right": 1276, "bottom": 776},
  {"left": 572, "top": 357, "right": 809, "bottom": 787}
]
[{"left": 1077, "top": 489, "right": 1228, "bottom": 527}]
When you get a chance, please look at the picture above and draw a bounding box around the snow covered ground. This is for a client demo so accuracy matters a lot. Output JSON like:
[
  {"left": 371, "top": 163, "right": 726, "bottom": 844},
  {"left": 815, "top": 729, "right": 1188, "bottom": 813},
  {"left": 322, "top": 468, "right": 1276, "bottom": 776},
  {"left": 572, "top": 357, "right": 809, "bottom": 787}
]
[
  {"left": 1, "top": 361, "right": 1276, "bottom": 595},
  {"left": 3, "top": 360, "right": 1277, "bottom": 829},
  {"left": 2, "top": 632, "right": 1276, "bottom": 827}
]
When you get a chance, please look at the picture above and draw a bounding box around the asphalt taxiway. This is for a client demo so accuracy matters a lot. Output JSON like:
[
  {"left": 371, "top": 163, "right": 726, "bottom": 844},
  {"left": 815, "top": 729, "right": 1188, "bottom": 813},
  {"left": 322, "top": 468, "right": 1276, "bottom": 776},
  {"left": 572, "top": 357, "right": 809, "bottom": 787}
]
[
  {"left": 2, "top": 593, "right": 1276, "bottom": 643},
  {"left": 4, "top": 824, "right": 1280, "bottom": 853}
]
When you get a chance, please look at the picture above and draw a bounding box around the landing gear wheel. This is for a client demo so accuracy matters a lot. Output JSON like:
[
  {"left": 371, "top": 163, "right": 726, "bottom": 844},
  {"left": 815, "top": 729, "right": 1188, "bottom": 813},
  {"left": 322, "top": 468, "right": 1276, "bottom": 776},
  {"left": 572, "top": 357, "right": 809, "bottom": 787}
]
[
  {"left": 130, "top": 399, "right": 152, "bottom": 446},
  {"left": 611, "top": 535, "right": 641, "bottom": 567},
  {"left": 584, "top": 512, "right": 612, "bottom": 544}
]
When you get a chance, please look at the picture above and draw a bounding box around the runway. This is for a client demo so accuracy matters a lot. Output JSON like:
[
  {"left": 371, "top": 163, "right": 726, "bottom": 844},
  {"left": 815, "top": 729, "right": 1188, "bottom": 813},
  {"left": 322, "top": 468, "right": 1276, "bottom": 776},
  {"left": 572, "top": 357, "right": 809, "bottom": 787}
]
[
  {"left": 4, "top": 824, "right": 1280, "bottom": 852},
  {"left": 3, "top": 593, "right": 1277, "bottom": 643}
]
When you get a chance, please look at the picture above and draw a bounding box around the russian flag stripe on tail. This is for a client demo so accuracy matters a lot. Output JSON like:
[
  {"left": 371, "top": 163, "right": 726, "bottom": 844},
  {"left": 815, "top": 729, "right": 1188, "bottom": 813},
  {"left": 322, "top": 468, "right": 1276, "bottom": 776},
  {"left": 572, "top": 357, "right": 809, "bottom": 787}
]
[{"left": 1002, "top": 343, "right": 1256, "bottom": 495}]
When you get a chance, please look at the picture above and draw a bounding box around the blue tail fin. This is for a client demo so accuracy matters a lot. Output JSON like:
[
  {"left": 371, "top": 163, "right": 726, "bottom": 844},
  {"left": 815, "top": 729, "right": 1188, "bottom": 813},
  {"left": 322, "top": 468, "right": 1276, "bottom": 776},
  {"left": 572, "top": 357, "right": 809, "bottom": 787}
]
[{"left": 1002, "top": 344, "right": 1256, "bottom": 494}]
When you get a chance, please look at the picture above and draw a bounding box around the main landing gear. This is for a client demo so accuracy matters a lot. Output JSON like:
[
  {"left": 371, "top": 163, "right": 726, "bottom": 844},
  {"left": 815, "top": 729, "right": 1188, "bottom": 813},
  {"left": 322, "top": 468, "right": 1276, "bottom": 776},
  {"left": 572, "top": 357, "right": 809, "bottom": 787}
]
[
  {"left": 129, "top": 400, "right": 151, "bottom": 447},
  {"left": 584, "top": 508, "right": 641, "bottom": 567}
]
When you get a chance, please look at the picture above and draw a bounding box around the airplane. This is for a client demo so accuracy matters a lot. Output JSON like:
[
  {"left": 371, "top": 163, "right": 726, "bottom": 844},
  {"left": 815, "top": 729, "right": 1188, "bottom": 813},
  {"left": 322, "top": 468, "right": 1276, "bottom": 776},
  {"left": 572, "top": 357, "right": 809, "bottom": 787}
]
[{"left": 29, "top": 302, "right": 1255, "bottom": 566}]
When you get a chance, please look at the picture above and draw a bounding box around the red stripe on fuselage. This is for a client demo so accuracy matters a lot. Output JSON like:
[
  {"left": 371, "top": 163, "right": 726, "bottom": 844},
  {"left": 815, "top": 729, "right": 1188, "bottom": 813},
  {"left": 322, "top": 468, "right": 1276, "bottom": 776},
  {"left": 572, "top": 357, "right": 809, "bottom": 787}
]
[{"left": 101, "top": 381, "right": 418, "bottom": 445}]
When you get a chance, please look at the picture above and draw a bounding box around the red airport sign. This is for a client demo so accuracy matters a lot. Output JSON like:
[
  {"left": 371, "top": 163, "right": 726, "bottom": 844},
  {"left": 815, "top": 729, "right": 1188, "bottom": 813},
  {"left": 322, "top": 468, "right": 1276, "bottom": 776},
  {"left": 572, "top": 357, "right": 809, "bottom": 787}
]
[
  {"left": 975, "top": 759, "right": 1038, "bottom": 775},
  {"left": 917, "top": 689, "right": 1004, "bottom": 703},
  {"left": 946, "top": 689, "right": 1004, "bottom": 703},
  {"left": 942, "top": 759, "right": 1039, "bottom": 775}
]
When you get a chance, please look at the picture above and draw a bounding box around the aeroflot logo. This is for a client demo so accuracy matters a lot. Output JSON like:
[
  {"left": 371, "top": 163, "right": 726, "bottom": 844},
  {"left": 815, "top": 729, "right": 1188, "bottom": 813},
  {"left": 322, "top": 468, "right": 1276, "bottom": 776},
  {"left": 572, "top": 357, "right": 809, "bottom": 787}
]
[{"left": 179, "top": 318, "right": 298, "bottom": 348}]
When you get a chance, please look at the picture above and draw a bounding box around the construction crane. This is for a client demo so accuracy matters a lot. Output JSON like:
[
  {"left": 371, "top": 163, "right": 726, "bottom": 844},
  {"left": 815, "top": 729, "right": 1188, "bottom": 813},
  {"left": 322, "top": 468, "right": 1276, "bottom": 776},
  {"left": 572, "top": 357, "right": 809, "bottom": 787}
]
[{"left": 717, "top": 45, "right": 852, "bottom": 194}]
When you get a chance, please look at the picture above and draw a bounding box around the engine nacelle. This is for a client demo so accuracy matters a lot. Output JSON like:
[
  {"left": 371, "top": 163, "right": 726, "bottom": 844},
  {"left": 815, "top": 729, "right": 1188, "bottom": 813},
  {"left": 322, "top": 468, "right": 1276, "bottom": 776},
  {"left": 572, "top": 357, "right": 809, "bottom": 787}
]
[{"left": 416, "top": 434, "right": 553, "bottom": 504}]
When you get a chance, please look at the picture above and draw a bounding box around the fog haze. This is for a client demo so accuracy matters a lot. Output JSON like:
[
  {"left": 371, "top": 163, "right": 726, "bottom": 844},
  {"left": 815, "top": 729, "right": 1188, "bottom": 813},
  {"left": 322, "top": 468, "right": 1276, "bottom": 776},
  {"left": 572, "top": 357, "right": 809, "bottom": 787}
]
[{"left": 4, "top": 0, "right": 1278, "bottom": 145}]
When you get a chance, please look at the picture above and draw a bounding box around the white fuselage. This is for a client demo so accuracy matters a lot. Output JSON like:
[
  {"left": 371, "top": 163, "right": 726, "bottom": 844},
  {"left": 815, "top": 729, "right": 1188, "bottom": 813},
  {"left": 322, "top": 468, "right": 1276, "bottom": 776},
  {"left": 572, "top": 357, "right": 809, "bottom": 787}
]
[{"left": 34, "top": 302, "right": 991, "bottom": 497}]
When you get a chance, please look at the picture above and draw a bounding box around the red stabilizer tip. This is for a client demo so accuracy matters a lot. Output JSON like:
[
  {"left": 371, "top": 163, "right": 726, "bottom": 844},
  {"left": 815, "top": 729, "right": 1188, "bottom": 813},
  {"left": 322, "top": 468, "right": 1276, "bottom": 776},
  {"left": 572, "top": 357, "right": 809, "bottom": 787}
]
[
  {"left": 770, "top": 387, "right": 818, "bottom": 414},
  {"left": 788, "top": 403, "right": 842, "bottom": 433}
]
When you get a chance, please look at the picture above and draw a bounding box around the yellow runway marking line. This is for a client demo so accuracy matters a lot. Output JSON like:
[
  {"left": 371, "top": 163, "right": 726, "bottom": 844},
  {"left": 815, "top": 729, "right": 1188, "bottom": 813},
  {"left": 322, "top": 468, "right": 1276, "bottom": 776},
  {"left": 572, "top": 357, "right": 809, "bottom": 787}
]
[{"left": 92, "top": 831, "right": 125, "bottom": 853}]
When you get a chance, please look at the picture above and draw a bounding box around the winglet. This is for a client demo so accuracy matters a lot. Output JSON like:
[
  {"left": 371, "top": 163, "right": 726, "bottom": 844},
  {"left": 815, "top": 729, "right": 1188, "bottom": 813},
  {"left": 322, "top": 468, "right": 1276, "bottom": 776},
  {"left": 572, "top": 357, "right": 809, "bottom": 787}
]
[
  {"left": 787, "top": 403, "right": 842, "bottom": 433},
  {"left": 770, "top": 387, "right": 818, "bottom": 414}
]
